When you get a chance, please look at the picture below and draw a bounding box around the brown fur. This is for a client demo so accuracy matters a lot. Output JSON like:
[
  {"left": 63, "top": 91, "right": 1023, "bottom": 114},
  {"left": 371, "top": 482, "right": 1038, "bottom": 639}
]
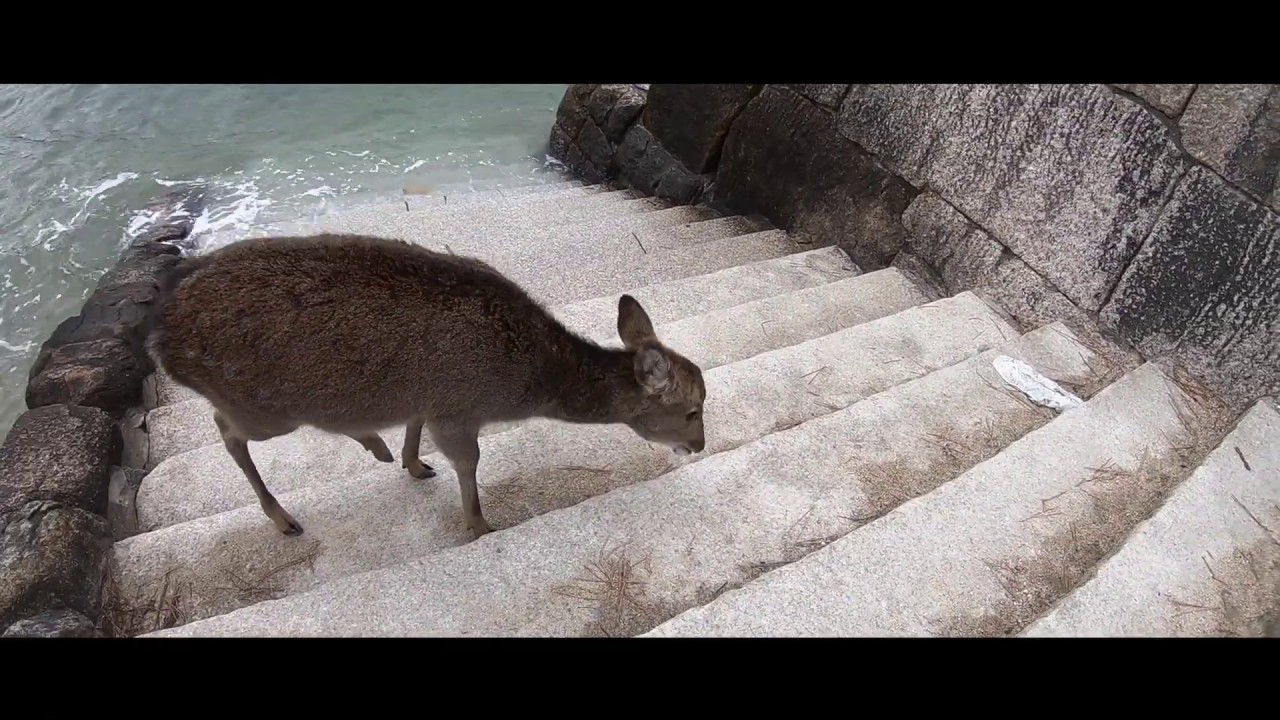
[{"left": 148, "top": 233, "right": 706, "bottom": 538}]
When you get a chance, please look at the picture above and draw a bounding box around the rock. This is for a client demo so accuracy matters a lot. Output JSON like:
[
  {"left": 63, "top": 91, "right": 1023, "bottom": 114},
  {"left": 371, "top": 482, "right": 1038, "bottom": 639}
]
[
  {"left": 0, "top": 500, "right": 111, "bottom": 631},
  {"left": 3, "top": 608, "right": 97, "bottom": 637},
  {"left": 784, "top": 84, "right": 849, "bottom": 110},
  {"left": 837, "top": 84, "right": 1187, "bottom": 311},
  {"left": 553, "top": 84, "right": 596, "bottom": 144},
  {"left": 1113, "top": 84, "right": 1196, "bottom": 117},
  {"left": 548, "top": 121, "right": 573, "bottom": 160},
  {"left": 643, "top": 85, "right": 760, "bottom": 174},
  {"left": 615, "top": 124, "right": 706, "bottom": 204},
  {"left": 898, "top": 192, "right": 1129, "bottom": 370},
  {"left": 1179, "top": 84, "right": 1280, "bottom": 211},
  {"left": 0, "top": 404, "right": 120, "bottom": 515},
  {"left": 25, "top": 337, "right": 150, "bottom": 417},
  {"left": 1102, "top": 165, "right": 1280, "bottom": 412},
  {"left": 561, "top": 141, "right": 607, "bottom": 185},
  {"left": 602, "top": 86, "right": 646, "bottom": 144},
  {"left": 120, "top": 407, "right": 148, "bottom": 470},
  {"left": 576, "top": 120, "right": 614, "bottom": 177},
  {"left": 28, "top": 226, "right": 189, "bottom": 417},
  {"left": 106, "top": 466, "right": 146, "bottom": 541},
  {"left": 95, "top": 248, "right": 181, "bottom": 289},
  {"left": 713, "top": 85, "right": 915, "bottom": 270}
]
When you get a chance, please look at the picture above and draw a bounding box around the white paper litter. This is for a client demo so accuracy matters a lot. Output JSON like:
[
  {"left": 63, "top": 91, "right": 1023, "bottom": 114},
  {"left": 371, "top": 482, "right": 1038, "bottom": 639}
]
[{"left": 992, "top": 355, "right": 1084, "bottom": 412}]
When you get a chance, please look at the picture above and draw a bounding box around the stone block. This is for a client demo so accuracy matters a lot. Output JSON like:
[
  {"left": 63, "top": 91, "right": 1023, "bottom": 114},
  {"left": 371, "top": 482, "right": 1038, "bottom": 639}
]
[
  {"left": 784, "top": 84, "right": 849, "bottom": 110},
  {"left": 838, "top": 84, "right": 1187, "bottom": 310},
  {"left": 602, "top": 86, "right": 646, "bottom": 144},
  {"left": 0, "top": 404, "right": 119, "bottom": 515},
  {"left": 714, "top": 85, "right": 915, "bottom": 270},
  {"left": 1102, "top": 165, "right": 1280, "bottom": 410},
  {"left": 25, "top": 337, "right": 150, "bottom": 417},
  {"left": 0, "top": 500, "right": 111, "bottom": 631},
  {"left": 553, "top": 84, "right": 596, "bottom": 143},
  {"left": 1180, "top": 84, "right": 1280, "bottom": 211},
  {"left": 575, "top": 119, "right": 614, "bottom": 176},
  {"left": 3, "top": 608, "right": 97, "bottom": 637},
  {"left": 615, "top": 124, "right": 705, "bottom": 204},
  {"left": 1113, "top": 84, "right": 1196, "bottom": 117},
  {"left": 644, "top": 84, "right": 760, "bottom": 173},
  {"left": 900, "top": 192, "right": 1131, "bottom": 368}
]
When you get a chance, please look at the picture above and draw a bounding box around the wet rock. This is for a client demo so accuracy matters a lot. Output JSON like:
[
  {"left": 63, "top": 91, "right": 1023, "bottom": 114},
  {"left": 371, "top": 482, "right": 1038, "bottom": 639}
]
[
  {"left": 1102, "top": 165, "right": 1280, "bottom": 411},
  {"left": 0, "top": 404, "right": 119, "bottom": 515},
  {"left": 713, "top": 85, "right": 915, "bottom": 270},
  {"left": 1113, "top": 84, "right": 1196, "bottom": 117},
  {"left": 837, "top": 84, "right": 1187, "bottom": 311},
  {"left": 27, "top": 223, "right": 189, "bottom": 417},
  {"left": 1180, "top": 84, "right": 1280, "bottom": 211},
  {"left": 3, "top": 608, "right": 97, "bottom": 638},
  {"left": 643, "top": 84, "right": 760, "bottom": 174},
  {"left": 0, "top": 500, "right": 111, "bottom": 631}
]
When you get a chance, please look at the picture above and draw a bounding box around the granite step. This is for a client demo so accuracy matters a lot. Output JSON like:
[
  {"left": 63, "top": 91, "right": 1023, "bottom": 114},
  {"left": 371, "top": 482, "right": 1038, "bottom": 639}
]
[
  {"left": 260, "top": 188, "right": 654, "bottom": 239},
  {"left": 254, "top": 180, "right": 618, "bottom": 235},
  {"left": 140, "top": 321, "right": 1120, "bottom": 637},
  {"left": 1020, "top": 397, "right": 1279, "bottom": 637},
  {"left": 134, "top": 265, "right": 933, "bottom": 529},
  {"left": 119, "top": 291, "right": 1018, "bottom": 631},
  {"left": 642, "top": 361, "right": 1227, "bottom": 637}
]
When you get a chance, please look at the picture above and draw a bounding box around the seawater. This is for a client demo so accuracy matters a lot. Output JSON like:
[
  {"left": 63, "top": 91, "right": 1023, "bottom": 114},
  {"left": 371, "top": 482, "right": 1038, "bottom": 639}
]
[{"left": 0, "top": 83, "right": 570, "bottom": 435}]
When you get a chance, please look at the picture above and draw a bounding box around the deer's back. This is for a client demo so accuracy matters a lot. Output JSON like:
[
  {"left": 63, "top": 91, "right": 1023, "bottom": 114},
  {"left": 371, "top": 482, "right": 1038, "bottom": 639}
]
[{"left": 152, "top": 234, "right": 563, "bottom": 429}]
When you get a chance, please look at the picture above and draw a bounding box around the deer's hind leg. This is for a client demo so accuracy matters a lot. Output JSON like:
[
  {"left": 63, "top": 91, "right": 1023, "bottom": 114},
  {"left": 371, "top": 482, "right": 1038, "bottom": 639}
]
[
  {"left": 425, "top": 421, "right": 490, "bottom": 538},
  {"left": 344, "top": 432, "right": 394, "bottom": 463},
  {"left": 401, "top": 417, "right": 436, "bottom": 479},
  {"left": 213, "top": 409, "right": 304, "bottom": 536}
]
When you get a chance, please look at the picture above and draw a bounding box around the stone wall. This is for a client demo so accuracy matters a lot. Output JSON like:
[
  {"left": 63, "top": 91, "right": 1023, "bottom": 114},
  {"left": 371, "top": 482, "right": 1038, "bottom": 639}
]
[
  {"left": 548, "top": 83, "right": 1280, "bottom": 413},
  {"left": 0, "top": 189, "right": 203, "bottom": 637}
]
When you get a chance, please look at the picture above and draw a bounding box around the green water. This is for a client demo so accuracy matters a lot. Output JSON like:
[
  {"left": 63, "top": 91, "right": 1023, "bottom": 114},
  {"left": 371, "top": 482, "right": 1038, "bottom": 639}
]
[{"left": 0, "top": 83, "right": 569, "bottom": 435}]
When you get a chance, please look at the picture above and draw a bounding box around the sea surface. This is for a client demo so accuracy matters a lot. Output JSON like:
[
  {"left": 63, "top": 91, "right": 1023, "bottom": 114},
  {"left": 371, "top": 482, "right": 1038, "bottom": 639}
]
[{"left": 0, "top": 83, "right": 570, "bottom": 435}]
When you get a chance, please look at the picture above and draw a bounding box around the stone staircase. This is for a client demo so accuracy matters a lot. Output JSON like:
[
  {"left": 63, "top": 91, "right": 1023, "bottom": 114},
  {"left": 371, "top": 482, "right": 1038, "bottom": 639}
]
[{"left": 108, "top": 178, "right": 1280, "bottom": 637}]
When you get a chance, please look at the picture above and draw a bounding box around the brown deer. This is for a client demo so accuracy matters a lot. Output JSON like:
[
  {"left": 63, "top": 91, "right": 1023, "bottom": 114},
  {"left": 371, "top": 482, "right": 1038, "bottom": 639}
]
[{"left": 147, "top": 233, "right": 706, "bottom": 539}]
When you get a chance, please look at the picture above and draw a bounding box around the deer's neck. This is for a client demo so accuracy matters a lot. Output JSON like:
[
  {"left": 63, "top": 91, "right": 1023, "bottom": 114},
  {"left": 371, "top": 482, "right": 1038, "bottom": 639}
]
[{"left": 540, "top": 331, "right": 637, "bottom": 425}]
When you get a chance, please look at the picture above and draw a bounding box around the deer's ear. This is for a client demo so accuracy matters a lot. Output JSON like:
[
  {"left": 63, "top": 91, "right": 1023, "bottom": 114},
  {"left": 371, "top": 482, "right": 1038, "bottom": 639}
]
[
  {"left": 634, "top": 347, "right": 672, "bottom": 394},
  {"left": 618, "top": 294, "right": 657, "bottom": 349}
]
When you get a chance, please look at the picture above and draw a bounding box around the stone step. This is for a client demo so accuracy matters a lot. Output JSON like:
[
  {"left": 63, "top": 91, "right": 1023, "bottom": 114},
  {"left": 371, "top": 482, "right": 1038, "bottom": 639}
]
[
  {"left": 261, "top": 190, "right": 665, "bottom": 241},
  {"left": 255, "top": 191, "right": 682, "bottom": 269},
  {"left": 134, "top": 265, "right": 933, "bottom": 529},
  {"left": 259, "top": 179, "right": 611, "bottom": 232},
  {"left": 642, "top": 361, "right": 1227, "bottom": 637},
  {"left": 119, "top": 291, "right": 1018, "bottom": 632},
  {"left": 142, "top": 222, "right": 810, "bottom": 467},
  {"left": 139, "top": 321, "right": 1122, "bottom": 637},
  {"left": 1020, "top": 397, "right": 1279, "bottom": 637}
]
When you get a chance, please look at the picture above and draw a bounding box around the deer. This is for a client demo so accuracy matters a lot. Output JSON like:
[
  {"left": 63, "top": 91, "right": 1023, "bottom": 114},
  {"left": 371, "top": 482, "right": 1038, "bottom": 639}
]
[{"left": 146, "top": 233, "right": 706, "bottom": 540}]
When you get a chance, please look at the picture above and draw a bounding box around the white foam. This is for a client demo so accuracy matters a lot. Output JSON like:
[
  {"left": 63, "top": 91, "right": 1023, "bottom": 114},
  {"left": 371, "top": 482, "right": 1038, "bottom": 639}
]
[{"left": 80, "top": 172, "right": 138, "bottom": 201}]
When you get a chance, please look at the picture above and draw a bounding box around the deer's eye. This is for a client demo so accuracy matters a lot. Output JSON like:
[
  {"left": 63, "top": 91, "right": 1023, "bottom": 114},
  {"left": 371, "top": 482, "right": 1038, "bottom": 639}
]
[{"left": 686, "top": 409, "right": 700, "bottom": 421}]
